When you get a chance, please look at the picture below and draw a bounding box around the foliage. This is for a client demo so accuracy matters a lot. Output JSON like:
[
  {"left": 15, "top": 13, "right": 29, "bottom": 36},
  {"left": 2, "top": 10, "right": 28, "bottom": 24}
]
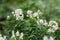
[{"left": 0, "top": 0, "right": 60, "bottom": 40}]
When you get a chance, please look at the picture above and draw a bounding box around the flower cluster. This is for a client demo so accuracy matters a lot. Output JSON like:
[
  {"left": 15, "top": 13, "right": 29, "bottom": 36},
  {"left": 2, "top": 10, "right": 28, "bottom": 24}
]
[
  {"left": 0, "top": 34, "right": 7, "bottom": 40},
  {"left": 43, "top": 35, "right": 54, "bottom": 40},
  {"left": 11, "top": 30, "right": 24, "bottom": 40},
  {"left": 0, "top": 30, "right": 24, "bottom": 40},
  {"left": 37, "top": 19, "right": 58, "bottom": 32},
  {"left": 27, "top": 10, "right": 42, "bottom": 18},
  {"left": 12, "top": 9, "right": 43, "bottom": 20},
  {"left": 12, "top": 9, "right": 58, "bottom": 33},
  {"left": 11, "top": 9, "right": 59, "bottom": 40}
]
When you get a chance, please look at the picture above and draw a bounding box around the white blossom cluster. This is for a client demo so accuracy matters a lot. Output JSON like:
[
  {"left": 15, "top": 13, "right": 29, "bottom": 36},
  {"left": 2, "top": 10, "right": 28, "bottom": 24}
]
[
  {"left": 11, "top": 9, "right": 59, "bottom": 40},
  {"left": 43, "top": 35, "right": 54, "bottom": 40},
  {"left": 11, "top": 9, "right": 58, "bottom": 33},
  {"left": 12, "top": 9, "right": 43, "bottom": 20},
  {"left": 27, "top": 10, "right": 42, "bottom": 18},
  {"left": 0, "top": 31, "right": 24, "bottom": 40},
  {"left": 0, "top": 34, "right": 7, "bottom": 40},
  {"left": 37, "top": 19, "right": 58, "bottom": 32},
  {"left": 11, "top": 30, "right": 24, "bottom": 40}
]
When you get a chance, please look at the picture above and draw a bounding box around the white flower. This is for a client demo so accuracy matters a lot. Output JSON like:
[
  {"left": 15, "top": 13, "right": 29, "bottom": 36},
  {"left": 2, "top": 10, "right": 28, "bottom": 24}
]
[
  {"left": 33, "top": 12, "right": 38, "bottom": 17},
  {"left": 15, "top": 9, "right": 23, "bottom": 14},
  {"left": 39, "top": 19, "right": 44, "bottom": 24},
  {"left": 0, "top": 37, "right": 4, "bottom": 40},
  {"left": 27, "top": 10, "right": 33, "bottom": 18},
  {"left": 43, "top": 36, "right": 49, "bottom": 40},
  {"left": 11, "top": 34, "right": 15, "bottom": 38},
  {"left": 0, "top": 34, "right": 7, "bottom": 40},
  {"left": 27, "top": 10, "right": 33, "bottom": 14},
  {"left": 12, "top": 11, "right": 15, "bottom": 16},
  {"left": 43, "top": 36, "right": 54, "bottom": 40},
  {"left": 12, "top": 11, "right": 14, "bottom": 15},
  {"left": 39, "top": 19, "right": 48, "bottom": 26},
  {"left": 14, "top": 9, "right": 24, "bottom": 20},
  {"left": 16, "top": 31, "right": 20, "bottom": 36},
  {"left": 7, "top": 16, "right": 10, "bottom": 20},
  {"left": 49, "top": 36, "right": 54, "bottom": 40},
  {"left": 11, "top": 30, "right": 15, "bottom": 38},
  {"left": 20, "top": 32, "right": 24, "bottom": 39},
  {"left": 0, "top": 34, "right": 4, "bottom": 40},
  {"left": 48, "top": 20, "right": 58, "bottom": 32}
]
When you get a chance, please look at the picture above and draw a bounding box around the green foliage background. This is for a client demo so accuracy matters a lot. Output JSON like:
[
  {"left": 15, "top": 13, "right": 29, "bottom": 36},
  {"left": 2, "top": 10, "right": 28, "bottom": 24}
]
[{"left": 0, "top": 0, "right": 60, "bottom": 40}]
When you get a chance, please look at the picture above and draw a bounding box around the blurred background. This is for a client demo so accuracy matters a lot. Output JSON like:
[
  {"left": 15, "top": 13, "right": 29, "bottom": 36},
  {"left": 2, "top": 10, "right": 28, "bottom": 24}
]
[{"left": 0, "top": 0, "right": 60, "bottom": 20}]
